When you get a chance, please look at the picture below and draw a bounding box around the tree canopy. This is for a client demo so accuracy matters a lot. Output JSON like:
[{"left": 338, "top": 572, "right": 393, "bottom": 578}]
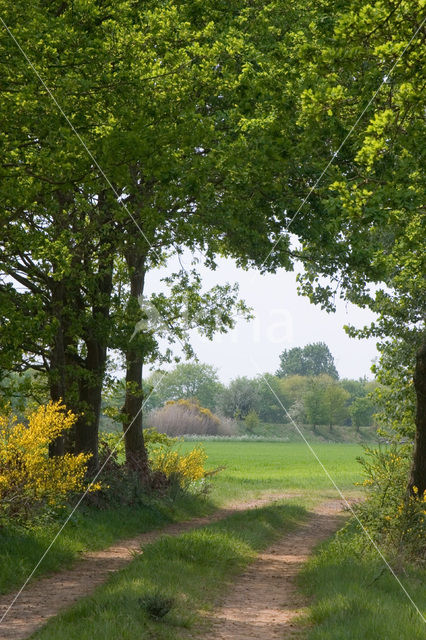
[
  {"left": 0, "top": 0, "right": 333, "bottom": 474},
  {"left": 276, "top": 343, "right": 339, "bottom": 379},
  {"left": 0, "top": 0, "right": 424, "bottom": 493},
  {"left": 290, "top": 0, "right": 425, "bottom": 493},
  {"left": 144, "top": 363, "right": 223, "bottom": 413}
]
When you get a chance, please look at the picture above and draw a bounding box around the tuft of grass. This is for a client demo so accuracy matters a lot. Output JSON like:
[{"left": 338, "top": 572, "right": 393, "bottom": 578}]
[
  {"left": 139, "top": 591, "right": 175, "bottom": 619},
  {"left": 298, "top": 525, "right": 426, "bottom": 640},
  {"left": 31, "top": 500, "right": 309, "bottom": 639}
]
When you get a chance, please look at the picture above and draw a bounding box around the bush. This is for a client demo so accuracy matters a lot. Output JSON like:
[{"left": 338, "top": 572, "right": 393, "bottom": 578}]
[
  {"left": 354, "top": 443, "right": 425, "bottom": 562},
  {"left": 244, "top": 410, "right": 260, "bottom": 433},
  {"left": 148, "top": 399, "right": 235, "bottom": 436},
  {"left": 150, "top": 445, "right": 207, "bottom": 490},
  {"left": 0, "top": 402, "right": 95, "bottom": 522},
  {"left": 98, "top": 428, "right": 209, "bottom": 493},
  {"left": 90, "top": 436, "right": 148, "bottom": 508}
]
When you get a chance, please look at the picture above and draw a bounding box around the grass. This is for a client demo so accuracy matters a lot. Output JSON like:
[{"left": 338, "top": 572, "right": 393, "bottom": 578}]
[
  {"left": 31, "top": 499, "right": 309, "bottom": 640},
  {"left": 4, "top": 441, "right": 420, "bottom": 640},
  {"left": 298, "top": 525, "right": 426, "bottom": 639},
  {"left": 181, "top": 441, "right": 364, "bottom": 502},
  {"left": 0, "top": 493, "right": 215, "bottom": 595},
  {"left": 0, "top": 442, "right": 363, "bottom": 595}
]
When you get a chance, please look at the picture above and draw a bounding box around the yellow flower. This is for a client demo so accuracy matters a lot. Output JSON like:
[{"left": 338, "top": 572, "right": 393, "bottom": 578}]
[
  {"left": 150, "top": 445, "right": 207, "bottom": 488},
  {"left": 0, "top": 401, "right": 96, "bottom": 519}
]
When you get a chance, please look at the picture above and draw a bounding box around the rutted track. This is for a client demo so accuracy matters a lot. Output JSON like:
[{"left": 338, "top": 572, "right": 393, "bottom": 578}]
[
  {"left": 202, "top": 501, "right": 346, "bottom": 640},
  {"left": 0, "top": 492, "right": 301, "bottom": 640}
]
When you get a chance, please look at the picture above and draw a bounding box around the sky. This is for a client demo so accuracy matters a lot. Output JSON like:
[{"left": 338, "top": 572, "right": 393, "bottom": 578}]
[{"left": 144, "top": 253, "right": 379, "bottom": 383}]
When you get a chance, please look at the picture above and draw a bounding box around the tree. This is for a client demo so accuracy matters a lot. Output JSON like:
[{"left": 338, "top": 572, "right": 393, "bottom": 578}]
[
  {"left": 294, "top": 0, "right": 425, "bottom": 494},
  {"left": 220, "top": 377, "right": 260, "bottom": 419},
  {"left": 341, "top": 378, "right": 371, "bottom": 401},
  {"left": 255, "top": 374, "right": 288, "bottom": 423},
  {"left": 303, "top": 377, "right": 328, "bottom": 432},
  {"left": 350, "top": 396, "right": 375, "bottom": 432},
  {"left": 143, "top": 363, "right": 223, "bottom": 413},
  {"left": 276, "top": 343, "right": 339, "bottom": 379},
  {"left": 322, "top": 378, "right": 350, "bottom": 431},
  {"left": 1, "top": 0, "right": 332, "bottom": 477},
  {"left": 278, "top": 375, "right": 309, "bottom": 405}
]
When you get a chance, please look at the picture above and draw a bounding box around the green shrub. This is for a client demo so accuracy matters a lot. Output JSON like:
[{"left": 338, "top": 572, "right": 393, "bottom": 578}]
[
  {"left": 97, "top": 428, "right": 209, "bottom": 497},
  {"left": 354, "top": 443, "right": 425, "bottom": 562}
]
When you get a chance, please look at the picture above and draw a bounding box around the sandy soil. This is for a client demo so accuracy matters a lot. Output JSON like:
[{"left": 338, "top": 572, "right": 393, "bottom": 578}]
[
  {"left": 0, "top": 492, "right": 300, "bottom": 640},
  {"left": 201, "top": 501, "right": 346, "bottom": 640}
]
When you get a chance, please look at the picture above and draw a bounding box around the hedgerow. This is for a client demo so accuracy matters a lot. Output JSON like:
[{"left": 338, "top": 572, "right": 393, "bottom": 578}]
[{"left": 354, "top": 443, "right": 425, "bottom": 562}]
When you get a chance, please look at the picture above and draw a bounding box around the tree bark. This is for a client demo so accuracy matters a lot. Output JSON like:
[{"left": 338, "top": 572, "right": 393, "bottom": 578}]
[
  {"left": 122, "top": 352, "right": 149, "bottom": 477},
  {"left": 121, "top": 249, "right": 150, "bottom": 481},
  {"left": 48, "top": 282, "right": 67, "bottom": 457},
  {"left": 74, "top": 255, "right": 114, "bottom": 474},
  {"left": 74, "top": 340, "right": 104, "bottom": 473},
  {"left": 409, "top": 341, "right": 426, "bottom": 497}
]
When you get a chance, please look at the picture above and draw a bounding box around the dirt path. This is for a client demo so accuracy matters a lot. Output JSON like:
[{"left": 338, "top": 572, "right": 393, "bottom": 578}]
[
  {"left": 0, "top": 492, "right": 300, "bottom": 640},
  {"left": 202, "top": 501, "right": 346, "bottom": 640}
]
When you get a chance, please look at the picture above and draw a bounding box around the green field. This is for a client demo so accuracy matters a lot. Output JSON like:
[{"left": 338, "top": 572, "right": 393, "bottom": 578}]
[{"left": 181, "top": 441, "right": 364, "bottom": 502}]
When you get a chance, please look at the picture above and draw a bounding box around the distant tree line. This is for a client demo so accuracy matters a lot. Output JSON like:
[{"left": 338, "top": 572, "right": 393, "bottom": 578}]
[{"left": 105, "top": 343, "right": 377, "bottom": 433}]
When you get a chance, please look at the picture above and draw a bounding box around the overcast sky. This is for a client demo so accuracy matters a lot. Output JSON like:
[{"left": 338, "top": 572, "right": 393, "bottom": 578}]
[{"left": 144, "top": 253, "right": 379, "bottom": 383}]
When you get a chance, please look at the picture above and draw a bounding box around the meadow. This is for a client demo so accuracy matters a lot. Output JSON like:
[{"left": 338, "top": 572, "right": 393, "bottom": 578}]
[{"left": 181, "top": 440, "right": 365, "bottom": 502}]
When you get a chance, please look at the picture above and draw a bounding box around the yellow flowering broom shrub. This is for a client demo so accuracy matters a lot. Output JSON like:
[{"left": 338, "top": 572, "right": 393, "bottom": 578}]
[
  {"left": 0, "top": 401, "right": 93, "bottom": 521},
  {"left": 149, "top": 445, "right": 207, "bottom": 489},
  {"left": 99, "top": 427, "right": 208, "bottom": 490},
  {"left": 355, "top": 444, "right": 425, "bottom": 560}
]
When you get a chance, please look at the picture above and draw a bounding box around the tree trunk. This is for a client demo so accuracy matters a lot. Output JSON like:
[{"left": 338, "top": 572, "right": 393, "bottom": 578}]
[
  {"left": 48, "top": 283, "right": 67, "bottom": 457},
  {"left": 74, "top": 341, "right": 105, "bottom": 473},
  {"left": 122, "top": 352, "right": 149, "bottom": 478},
  {"left": 74, "top": 255, "right": 114, "bottom": 474},
  {"left": 121, "top": 249, "right": 150, "bottom": 481},
  {"left": 408, "top": 341, "right": 426, "bottom": 497}
]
